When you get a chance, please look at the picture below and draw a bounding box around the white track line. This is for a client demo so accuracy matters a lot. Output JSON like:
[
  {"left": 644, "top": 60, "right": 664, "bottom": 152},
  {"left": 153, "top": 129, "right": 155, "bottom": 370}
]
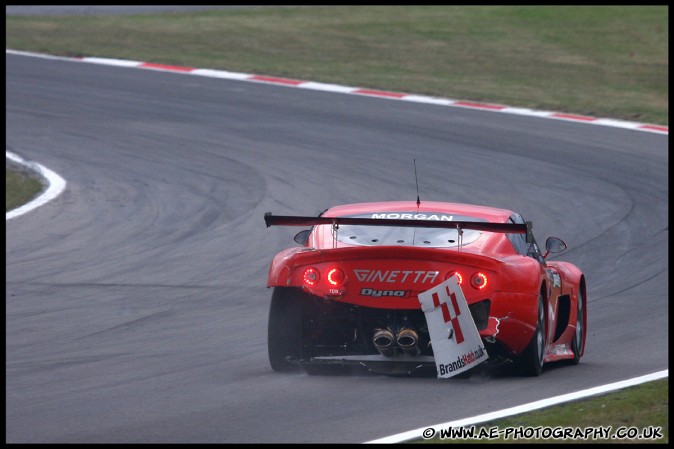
[
  {"left": 364, "top": 369, "right": 669, "bottom": 443},
  {"left": 6, "top": 151, "right": 66, "bottom": 220}
]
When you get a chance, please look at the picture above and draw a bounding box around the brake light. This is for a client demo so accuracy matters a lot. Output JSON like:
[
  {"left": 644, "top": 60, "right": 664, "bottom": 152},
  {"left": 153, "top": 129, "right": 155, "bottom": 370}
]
[
  {"left": 327, "top": 268, "right": 345, "bottom": 287},
  {"left": 446, "top": 271, "right": 463, "bottom": 285},
  {"left": 303, "top": 267, "right": 320, "bottom": 286},
  {"left": 471, "top": 272, "right": 488, "bottom": 290}
]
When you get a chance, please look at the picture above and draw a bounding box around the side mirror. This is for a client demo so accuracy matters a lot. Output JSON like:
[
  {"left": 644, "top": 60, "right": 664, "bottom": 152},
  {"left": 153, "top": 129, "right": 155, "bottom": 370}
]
[
  {"left": 543, "top": 237, "right": 567, "bottom": 258},
  {"left": 294, "top": 229, "right": 311, "bottom": 245}
]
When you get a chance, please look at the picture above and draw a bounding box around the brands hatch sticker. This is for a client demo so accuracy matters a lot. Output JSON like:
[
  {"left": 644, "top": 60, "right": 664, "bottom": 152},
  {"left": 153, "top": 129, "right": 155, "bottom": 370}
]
[{"left": 418, "top": 275, "right": 489, "bottom": 378}]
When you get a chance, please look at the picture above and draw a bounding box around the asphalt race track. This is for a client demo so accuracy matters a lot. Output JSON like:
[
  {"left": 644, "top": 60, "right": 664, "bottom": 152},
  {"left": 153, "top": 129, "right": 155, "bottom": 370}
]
[{"left": 5, "top": 51, "right": 668, "bottom": 443}]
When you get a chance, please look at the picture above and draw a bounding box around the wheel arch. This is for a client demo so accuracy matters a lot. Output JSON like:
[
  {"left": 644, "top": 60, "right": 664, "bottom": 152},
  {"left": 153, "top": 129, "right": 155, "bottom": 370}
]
[{"left": 577, "top": 274, "right": 587, "bottom": 356}]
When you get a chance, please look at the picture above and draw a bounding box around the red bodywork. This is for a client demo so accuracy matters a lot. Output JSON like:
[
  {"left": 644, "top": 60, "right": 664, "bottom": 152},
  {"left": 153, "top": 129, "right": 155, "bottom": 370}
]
[{"left": 267, "top": 201, "right": 586, "bottom": 368}]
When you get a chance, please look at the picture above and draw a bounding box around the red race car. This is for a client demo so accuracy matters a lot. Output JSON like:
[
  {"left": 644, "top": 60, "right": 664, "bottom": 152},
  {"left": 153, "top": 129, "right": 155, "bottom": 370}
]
[{"left": 264, "top": 201, "right": 586, "bottom": 377}]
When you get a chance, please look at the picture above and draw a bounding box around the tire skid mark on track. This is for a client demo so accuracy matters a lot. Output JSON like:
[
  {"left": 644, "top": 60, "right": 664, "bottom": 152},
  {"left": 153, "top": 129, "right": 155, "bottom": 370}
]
[{"left": 75, "top": 310, "right": 175, "bottom": 340}]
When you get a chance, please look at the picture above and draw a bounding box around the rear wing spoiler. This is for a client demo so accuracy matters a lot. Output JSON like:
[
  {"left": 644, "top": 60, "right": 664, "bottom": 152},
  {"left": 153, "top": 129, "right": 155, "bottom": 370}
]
[{"left": 264, "top": 212, "right": 533, "bottom": 243}]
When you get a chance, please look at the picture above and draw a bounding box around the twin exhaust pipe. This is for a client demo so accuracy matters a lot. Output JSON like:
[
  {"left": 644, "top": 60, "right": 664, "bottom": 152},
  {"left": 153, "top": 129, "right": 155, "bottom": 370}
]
[{"left": 373, "top": 327, "right": 421, "bottom": 357}]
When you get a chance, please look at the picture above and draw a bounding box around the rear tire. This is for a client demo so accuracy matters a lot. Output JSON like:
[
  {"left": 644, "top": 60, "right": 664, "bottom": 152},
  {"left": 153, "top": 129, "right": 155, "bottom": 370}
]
[
  {"left": 516, "top": 292, "right": 546, "bottom": 376},
  {"left": 268, "top": 287, "right": 305, "bottom": 372},
  {"left": 569, "top": 287, "right": 585, "bottom": 365}
]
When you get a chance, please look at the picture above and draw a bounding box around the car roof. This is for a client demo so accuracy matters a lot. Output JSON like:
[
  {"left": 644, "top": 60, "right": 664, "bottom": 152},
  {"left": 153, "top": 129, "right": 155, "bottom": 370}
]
[{"left": 322, "top": 201, "right": 514, "bottom": 223}]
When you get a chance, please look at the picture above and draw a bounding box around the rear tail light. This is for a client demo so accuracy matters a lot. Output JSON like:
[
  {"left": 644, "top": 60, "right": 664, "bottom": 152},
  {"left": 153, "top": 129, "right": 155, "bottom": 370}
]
[
  {"left": 302, "top": 267, "right": 346, "bottom": 289},
  {"left": 327, "top": 268, "right": 345, "bottom": 287},
  {"left": 446, "top": 271, "right": 464, "bottom": 285},
  {"left": 303, "top": 267, "right": 320, "bottom": 286},
  {"left": 470, "top": 272, "right": 488, "bottom": 290}
]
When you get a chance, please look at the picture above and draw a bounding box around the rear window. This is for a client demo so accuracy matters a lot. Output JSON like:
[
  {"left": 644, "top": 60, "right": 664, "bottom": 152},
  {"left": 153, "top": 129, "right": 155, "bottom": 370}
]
[{"left": 331, "top": 212, "right": 486, "bottom": 248}]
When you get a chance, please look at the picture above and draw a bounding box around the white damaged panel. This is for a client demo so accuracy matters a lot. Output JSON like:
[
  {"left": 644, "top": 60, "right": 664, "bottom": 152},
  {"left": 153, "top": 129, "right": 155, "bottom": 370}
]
[{"left": 418, "top": 276, "right": 488, "bottom": 378}]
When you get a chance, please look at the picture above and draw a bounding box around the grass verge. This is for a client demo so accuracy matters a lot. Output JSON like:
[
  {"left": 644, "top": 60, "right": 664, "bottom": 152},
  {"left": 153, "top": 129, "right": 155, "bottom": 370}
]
[{"left": 6, "top": 166, "right": 43, "bottom": 212}]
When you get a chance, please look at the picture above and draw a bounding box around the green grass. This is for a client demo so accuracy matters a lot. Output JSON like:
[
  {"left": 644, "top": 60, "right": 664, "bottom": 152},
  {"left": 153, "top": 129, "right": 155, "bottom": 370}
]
[
  {"left": 6, "top": 167, "right": 43, "bottom": 211},
  {"left": 5, "top": 5, "right": 668, "bottom": 125},
  {"left": 420, "top": 378, "right": 668, "bottom": 444}
]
